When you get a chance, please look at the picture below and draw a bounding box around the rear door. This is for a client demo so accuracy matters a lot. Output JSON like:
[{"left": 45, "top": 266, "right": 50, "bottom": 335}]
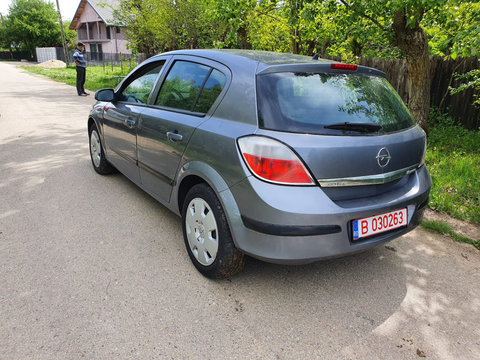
[
  {"left": 102, "top": 60, "right": 166, "bottom": 182},
  {"left": 137, "top": 57, "right": 229, "bottom": 203}
]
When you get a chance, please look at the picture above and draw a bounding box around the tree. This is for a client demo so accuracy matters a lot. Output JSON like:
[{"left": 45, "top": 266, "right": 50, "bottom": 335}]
[
  {"left": 424, "top": 1, "right": 480, "bottom": 59},
  {"left": 63, "top": 21, "right": 77, "bottom": 51},
  {"left": 110, "top": 0, "right": 478, "bottom": 130},
  {"left": 317, "top": 0, "right": 453, "bottom": 133},
  {"left": 318, "top": 0, "right": 480, "bottom": 132},
  {"left": 0, "top": 0, "right": 62, "bottom": 57},
  {"left": 203, "top": 0, "right": 258, "bottom": 49},
  {"left": 114, "top": 0, "right": 216, "bottom": 55}
]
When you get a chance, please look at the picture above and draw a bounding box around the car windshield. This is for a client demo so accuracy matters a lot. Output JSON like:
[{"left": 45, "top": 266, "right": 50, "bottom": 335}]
[{"left": 257, "top": 72, "right": 415, "bottom": 135}]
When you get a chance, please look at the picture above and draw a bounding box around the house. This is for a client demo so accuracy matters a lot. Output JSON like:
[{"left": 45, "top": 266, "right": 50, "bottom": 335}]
[{"left": 69, "top": 0, "right": 131, "bottom": 61}]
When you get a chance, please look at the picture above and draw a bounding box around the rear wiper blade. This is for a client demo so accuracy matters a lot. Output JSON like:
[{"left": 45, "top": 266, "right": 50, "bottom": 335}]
[{"left": 324, "top": 122, "right": 383, "bottom": 133}]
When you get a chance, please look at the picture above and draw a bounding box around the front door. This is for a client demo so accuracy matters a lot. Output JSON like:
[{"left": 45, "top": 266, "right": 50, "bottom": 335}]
[{"left": 103, "top": 61, "right": 166, "bottom": 183}]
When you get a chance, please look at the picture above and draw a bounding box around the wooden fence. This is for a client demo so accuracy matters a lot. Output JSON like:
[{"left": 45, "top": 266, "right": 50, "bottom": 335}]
[{"left": 351, "top": 56, "right": 479, "bottom": 130}]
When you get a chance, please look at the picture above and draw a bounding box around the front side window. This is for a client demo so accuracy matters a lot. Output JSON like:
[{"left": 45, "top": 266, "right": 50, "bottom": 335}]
[
  {"left": 156, "top": 61, "right": 226, "bottom": 113},
  {"left": 119, "top": 62, "right": 164, "bottom": 104},
  {"left": 257, "top": 72, "right": 415, "bottom": 135}
]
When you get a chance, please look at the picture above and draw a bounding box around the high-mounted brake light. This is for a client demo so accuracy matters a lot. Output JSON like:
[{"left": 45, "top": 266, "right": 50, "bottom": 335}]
[
  {"left": 237, "top": 136, "right": 315, "bottom": 185},
  {"left": 331, "top": 63, "right": 358, "bottom": 71}
]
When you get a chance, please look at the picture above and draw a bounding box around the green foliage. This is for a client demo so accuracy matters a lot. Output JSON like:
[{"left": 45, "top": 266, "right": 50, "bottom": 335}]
[
  {"left": 114, "top": 0, "right": 217, "bottom": 55},
  {"left": 109, "top": 0, "right": 478, "bottom": 64},
  {"left": 426, "top": 110, "right": 480, "bottom": 223},
  {"left": 424, "top": 1, "right": 480, "bottom": 59},
  {"left": 450, "top": 69, "right": 480, "bottom": 106},
  {"left": 63, "top": 21, "right": 78, "bottom": 51},
  {"left": 204, "top": 0, "right": 258, "bottom": 49},
  {"left": 0, "top": 0, "right": 62, "bottom": 56},
  {"left": 422, "top": 220, "right": 480, "bottom": 250}
]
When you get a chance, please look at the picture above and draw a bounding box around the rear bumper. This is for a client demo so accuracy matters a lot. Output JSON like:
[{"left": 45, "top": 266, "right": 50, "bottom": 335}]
[{"left": 222, "top": 165, "right": 431, "bottom": 264}]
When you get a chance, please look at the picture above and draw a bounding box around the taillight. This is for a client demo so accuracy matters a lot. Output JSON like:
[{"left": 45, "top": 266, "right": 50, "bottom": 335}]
[
  {"left": 237, "top": 136, "right": 315, "bottom": 185},
  {"left": 331, "top": 63, "right": 358, "bottom": 71}
]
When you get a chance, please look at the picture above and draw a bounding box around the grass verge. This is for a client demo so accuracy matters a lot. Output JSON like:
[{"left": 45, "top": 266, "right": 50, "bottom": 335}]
[
  {"left": 426, "top": 111, "right": 480, "bottom": 224},
  {"left": 21, "top": 64, "right": 135, "bottom": 92},
  {"left": 421, "top": 219, "right": 480, "bottom": 250}
]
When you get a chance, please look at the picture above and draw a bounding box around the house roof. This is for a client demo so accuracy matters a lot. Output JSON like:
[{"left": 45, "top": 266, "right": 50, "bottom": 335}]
[{"left": 69, "top": 0, "right": 121, "bottom": 30}]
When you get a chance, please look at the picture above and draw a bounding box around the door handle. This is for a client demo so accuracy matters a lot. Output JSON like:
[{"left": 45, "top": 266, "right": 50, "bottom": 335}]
[
  {"left": 166, "top": 131, "right": 183, "bottom": 142},
  {"left": 124, "top": 117, "right": 136, "bottom": 129}
]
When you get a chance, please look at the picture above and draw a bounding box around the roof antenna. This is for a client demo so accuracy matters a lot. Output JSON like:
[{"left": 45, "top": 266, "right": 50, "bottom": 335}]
[{"left": 312, "top": 54, "right": 319, "bottom": 60}]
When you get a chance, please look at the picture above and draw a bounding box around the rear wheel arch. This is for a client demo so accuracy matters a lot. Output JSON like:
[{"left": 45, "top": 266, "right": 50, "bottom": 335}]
[
  {"left": 174, "top": 162, "right": 245, "bottom": 249},
  {"left": 178, "top": 175, "right": 206, "bottom": 215}
]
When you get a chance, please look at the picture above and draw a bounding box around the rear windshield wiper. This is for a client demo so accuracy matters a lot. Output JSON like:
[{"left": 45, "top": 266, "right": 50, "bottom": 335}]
[{"left": 324, "top": 122, "right": 383, "bottom": 133}]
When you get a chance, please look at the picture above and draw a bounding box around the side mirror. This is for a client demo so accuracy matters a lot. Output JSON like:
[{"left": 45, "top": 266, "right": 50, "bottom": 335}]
[{"left": 95, "top": 88, "right": 115, "bottom": 101}]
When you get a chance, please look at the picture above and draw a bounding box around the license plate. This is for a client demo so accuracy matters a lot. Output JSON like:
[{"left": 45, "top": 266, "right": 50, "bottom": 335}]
[{"left": 352, "top": 208, "right": 407, "bottom": 241}]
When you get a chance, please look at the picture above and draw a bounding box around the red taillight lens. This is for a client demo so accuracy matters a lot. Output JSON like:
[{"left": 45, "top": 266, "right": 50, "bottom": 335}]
[
  {"left": 331, "top": 63, "right": 358, "bottom": 71},
  {"left": 238, "top": 136, "right": 314, "bottom": 185}
]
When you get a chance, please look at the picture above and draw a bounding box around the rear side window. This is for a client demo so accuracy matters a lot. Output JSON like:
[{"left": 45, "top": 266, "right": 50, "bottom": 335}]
[
  {"left": 257, "top": 72, "right": 415, "bottom": 135},
  {"left": 156, "top": 61, "right": 226, "bottom": 113},
  {"left": 195, "top": 69, "right": 226, "bottom": 113}
]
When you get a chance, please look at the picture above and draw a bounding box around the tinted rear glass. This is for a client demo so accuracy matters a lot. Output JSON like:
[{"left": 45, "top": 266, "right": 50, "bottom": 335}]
[{"left": 257, "top": 72, "right": 415, "bottom": 135}]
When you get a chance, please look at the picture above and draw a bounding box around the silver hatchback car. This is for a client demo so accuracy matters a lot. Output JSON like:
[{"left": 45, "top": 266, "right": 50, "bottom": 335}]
[{"left": 88, "top": 49, "right": 431, "bottom": 278}]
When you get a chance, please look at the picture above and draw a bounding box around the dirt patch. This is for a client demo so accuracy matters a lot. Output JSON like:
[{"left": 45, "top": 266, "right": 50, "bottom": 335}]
[
  {"left": 36, "top": 60, "right": 66, "bottom": 69},
  {"left": 424, "top": 208, "right": 480, "bottom": 241}
]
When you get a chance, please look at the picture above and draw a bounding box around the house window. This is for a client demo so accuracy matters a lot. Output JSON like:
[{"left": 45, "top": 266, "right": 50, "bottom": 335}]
[
  {"left": 106, "top": 27, "right": 111, "bottom": 40},
  {"left": 90, "top": 44, "right": 103, "bottom": 61},
  {"left": 116, "top": 27, "right": 121, "bottom": 33}
]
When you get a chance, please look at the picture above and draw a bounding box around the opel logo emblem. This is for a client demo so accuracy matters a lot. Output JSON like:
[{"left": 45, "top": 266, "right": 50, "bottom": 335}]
[{"left": 376, "top": 147, "right": 391, "bottom": 168}]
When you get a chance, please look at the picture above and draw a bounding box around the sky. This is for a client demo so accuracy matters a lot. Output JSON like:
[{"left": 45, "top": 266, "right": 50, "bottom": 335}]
[{"left": 0, "top": 0, "right": 80, "bottom": 21}]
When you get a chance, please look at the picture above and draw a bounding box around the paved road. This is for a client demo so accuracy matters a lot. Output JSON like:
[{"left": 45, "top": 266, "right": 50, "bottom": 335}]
[{"left": 0, "top": 62, "right": 479, "bottom": 360}]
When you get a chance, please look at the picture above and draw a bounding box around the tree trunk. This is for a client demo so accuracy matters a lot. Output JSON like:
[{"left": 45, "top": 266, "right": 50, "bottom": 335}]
[
  {"left": 393, "top": 10, "right": 431, "bottom": 133},
  {"left": 290, "top": 29, "right": 300, "bottom": 54},
  {"left": 321, "top": 40, "right": 330, "bottom": 57},
  {"left": 237, "top": 26, "right": 252, "bottom": 50},
  {"left": 306, "top": 40, "right": 318, "bottom": 56},
  {"left": 352, "top": 37, "right": 362, "bottom": 57}
]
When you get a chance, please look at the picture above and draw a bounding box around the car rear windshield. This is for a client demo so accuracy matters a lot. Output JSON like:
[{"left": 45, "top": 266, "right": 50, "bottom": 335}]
[{"left": 257, "top": 72, "right": 415, "bottom": 135}]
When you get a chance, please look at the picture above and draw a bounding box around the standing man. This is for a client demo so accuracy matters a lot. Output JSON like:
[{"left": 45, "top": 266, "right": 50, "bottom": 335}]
[{"left": 73, "top": 42, "right": 89, "bottom": 96}]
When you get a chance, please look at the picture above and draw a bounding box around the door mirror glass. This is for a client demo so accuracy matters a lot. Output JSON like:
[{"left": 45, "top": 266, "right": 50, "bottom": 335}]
[{"left": 95, "top": 88, "right": 115, "bottom": 101}]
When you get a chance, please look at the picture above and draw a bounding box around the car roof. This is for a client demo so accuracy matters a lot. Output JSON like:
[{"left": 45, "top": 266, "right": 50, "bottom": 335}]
[
  {"left": 156, "top": 49, "right": 329, "bottom": 66},
  {"left": 151, "top": 49, "right": 385, "bottom": 78}
]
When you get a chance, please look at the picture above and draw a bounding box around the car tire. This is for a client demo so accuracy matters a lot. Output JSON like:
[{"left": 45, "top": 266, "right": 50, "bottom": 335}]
[
  {"left": 182, "top": 183, "right": 245, "bottom": 279},
  {"left": 89, "top": 122, "right": 115, "bottom": 175}
]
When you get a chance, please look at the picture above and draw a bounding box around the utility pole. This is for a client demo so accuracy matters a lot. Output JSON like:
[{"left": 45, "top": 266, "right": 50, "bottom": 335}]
[{"left": 55, "top": 0, "right": 69, "bottom": 65}]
